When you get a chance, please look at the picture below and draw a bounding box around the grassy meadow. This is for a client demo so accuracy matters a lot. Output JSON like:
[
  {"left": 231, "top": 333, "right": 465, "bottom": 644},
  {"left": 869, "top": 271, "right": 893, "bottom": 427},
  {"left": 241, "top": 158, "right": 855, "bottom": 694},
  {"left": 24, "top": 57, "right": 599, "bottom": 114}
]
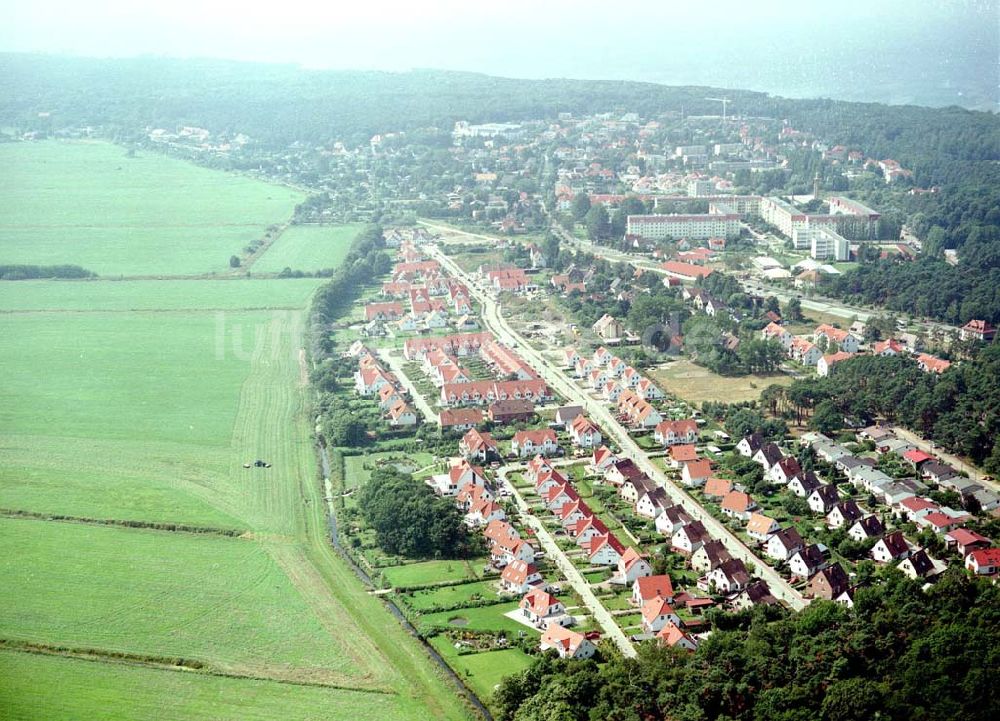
[
  {"left": 0, "top": 141, "right": 303, "bottom": 276},
  {"left": 0, "top": 650, "right": 428, "bottom": 721},
  {"left": 0, "top": 142, "right": 472, "bottom": 720},
  {"left": 253, "top": 223, "right": 363, "bottom": 273},
  {"left": 0, "top": 277, "right": 323, "bottom": 311},
  {"left": 651, "top": 358, "right": 794, "bottom": 405}
]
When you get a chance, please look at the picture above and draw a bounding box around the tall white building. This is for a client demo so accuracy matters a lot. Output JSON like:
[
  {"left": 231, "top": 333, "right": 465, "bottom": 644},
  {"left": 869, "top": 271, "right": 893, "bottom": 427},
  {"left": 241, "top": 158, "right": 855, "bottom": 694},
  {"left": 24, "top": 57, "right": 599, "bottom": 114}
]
[
  {"left": 627, "top": 212, "right": 740, "bottom": 240},
  {"left": 804, "top": 227, "right": 851, "bottom": 261}
]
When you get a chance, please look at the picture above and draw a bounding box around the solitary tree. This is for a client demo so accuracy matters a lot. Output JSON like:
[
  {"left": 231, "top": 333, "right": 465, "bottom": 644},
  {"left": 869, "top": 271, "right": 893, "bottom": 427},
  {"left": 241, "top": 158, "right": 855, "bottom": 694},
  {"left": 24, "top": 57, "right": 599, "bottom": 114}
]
[{"left": 229, "top": 255, "right": 242, "bottom": 268}]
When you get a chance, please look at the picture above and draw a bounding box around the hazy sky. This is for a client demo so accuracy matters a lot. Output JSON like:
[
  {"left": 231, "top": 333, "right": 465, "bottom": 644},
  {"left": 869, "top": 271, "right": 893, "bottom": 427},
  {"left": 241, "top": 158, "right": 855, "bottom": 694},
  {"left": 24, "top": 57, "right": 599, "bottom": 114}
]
[{"left": 3, "top": 0, "right": 998, "bottom": 108}]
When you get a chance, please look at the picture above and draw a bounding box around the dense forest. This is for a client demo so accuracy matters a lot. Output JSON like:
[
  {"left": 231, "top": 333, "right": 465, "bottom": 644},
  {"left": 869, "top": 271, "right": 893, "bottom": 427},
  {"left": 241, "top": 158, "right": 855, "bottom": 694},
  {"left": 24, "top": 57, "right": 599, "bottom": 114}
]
[{"left": 495, "top": 569, "right": 1000, "bottom": 721}]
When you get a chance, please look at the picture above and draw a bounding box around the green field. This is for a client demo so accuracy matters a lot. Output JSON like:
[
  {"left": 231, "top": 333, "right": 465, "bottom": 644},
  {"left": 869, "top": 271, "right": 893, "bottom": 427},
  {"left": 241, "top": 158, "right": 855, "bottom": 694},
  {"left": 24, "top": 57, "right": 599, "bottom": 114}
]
[
  {"left": 0, "top": 141, "right": 303, "bottom": 275},
  {"left": 401, "top": 581, "right": 497, "bottom": 611},
  {"left": 382, "top": 559, "right": 484, "bottom": 588},
  {"left": 420, "top": 603, "right": 533, "bottom": 636},
  {"left": 343, "top": 451, "right": 438, "bottom": 489},
  {"left": 253, "top": 223, "right": 364, "bottom": 273},
  {"left": 0, "top": 278, "right": 323, "bottom": 311},
  {"left": 0, "top": 650, "right": 428, "bottom": 721},
  {"left": 0, "top": 144, "right": 471, "bottom": 720},
  {"left": 429, "top": 638, "right": 535, "bottom": 705},
  {"left": 0, "top": 518, "right": 358, "bottom": 679}
]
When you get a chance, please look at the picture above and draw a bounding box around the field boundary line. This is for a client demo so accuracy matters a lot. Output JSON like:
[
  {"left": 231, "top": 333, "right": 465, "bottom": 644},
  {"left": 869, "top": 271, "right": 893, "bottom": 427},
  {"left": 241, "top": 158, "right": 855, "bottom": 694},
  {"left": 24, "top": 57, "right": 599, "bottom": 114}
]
[
  {"left": 0, "top": 640, "right": 397, "bottom": 695},
  {"left": 0, "top": 508, "right": 247, "bottom": 538}
]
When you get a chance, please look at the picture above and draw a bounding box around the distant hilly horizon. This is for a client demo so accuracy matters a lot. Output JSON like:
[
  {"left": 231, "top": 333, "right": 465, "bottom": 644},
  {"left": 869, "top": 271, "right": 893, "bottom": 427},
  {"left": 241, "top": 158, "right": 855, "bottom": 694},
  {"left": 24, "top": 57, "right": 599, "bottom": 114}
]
[{"left": 2, "top": 50, "right": 996, "bottom": 116}]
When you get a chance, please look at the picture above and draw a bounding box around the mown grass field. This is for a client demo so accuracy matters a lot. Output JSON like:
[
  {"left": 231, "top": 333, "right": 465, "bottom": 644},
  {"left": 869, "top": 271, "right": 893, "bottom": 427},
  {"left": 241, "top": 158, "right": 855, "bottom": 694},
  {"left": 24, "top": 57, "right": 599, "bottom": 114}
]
[
  {"left": 0, "top": 278, "right": 323, "bottom": 312},
  {"left": 429, "top": 639, "right": 535, "bottom": 705},
  {"left": 0, "top": 650, "right": 428, "bottom": 721},
  {"left": 253, "top": 223, "right": 364, "bottom": 273},
  {"left": 401, "top": 580, "right": 497, "bottom": 611},
  {"left": 382, "top": 559, "right": 484, "bottom": 588},
  {"left": 650, "top": 358, "right": 794, "bottom": 405},
  {"left": 0, "top": 143, "right": 472, "bottom": 720},
  {"left": 0, "top": 141, "right": 303, "bottom": 276},
  {"left": 0, "top": 517, "right": 358, "bottom": 679}
]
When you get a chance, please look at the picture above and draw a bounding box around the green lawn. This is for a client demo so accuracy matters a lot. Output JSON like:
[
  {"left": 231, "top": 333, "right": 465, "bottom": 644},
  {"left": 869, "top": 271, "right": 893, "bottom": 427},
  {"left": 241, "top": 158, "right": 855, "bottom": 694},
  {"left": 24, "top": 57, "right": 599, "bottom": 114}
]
[
  {"left": 0, "top": 518, "right": 357, "bottom": 678},
  {"left": 253, "top": 224, "right": 364, "bottom": 273},
  {"left": 0, "top": 278, "right": 323, "bottom": 311},
  {"left": 0, "top": 141, "right": 302, "bottom": 275},
  {"left": 343, "top": 451, "right": 438, "bottom": 490},
  {"left": 420, "top": 603, "right": 535, "bottom": 636},
  {"left": 381, "top": 559, "right": 484, "bottom": 588},
  {"left": 429, "top": 637, "right": 535, "bottom": 705},
  {"left": 0, "top": 650, "right": 427, "bottom": 721},
  {"left": 401, "top": 581, "right": 497, "bottom": 611}
]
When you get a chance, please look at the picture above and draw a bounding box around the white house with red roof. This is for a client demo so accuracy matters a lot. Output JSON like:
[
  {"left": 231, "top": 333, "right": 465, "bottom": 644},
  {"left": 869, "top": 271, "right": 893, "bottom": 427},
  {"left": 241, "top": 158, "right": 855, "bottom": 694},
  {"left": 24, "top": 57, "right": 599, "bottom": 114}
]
[
  {"left": 500, "top": 560, "right": 545, "bottom": 594},
  {"left": 568, "top": 415, "right": 603, "bottom": 448},
  {"left": 459, "top": 429, "right": 498, "bottom": 462},
  {"left": 965, "top": 548, "right": 1000, "bottom": 575},
  {"left": 657, "top": 621, "right": 697, "bottom": 651},
  {"left": 511, "top": 429, "right": 560, "bottom": 458},
  {"left": 586, "top": 532, "right": 625, "bottom": 566},
  {"left": 613, "top": 547, "right": 652, "bottom": 585},
  {"left": 544, "top": 482, "right": 580, "bottom": 515},
  {"left": 483, "top": 519, "right": 519, "bottom": 547},
  {"left": 519, "top": 589, "right": 569, "bottom": 628},
  {"left": 466, "top": 497, "right": 505, "bottom": 527},
  {"left": 654, "top": 419, "right": 699, "bottom": 447},
  {"left": 534, "top": 468, "right": 568, "bottom": 497},
  {"left": 589, "top": 446, "right": 617, "bottom": 473},
  {"left": 746, "top": 512, "right": 780, "bottom": 542},
  {"left": 539, "top": 624, "right": 596, "bottom": 659},
  {"left": 681, "top": 459, "right": 712, "bottom": 488},
  {"left": 632, "top": 574, "right": 675, "bottom": 605},
  {"left": 492, "top": 537, "right": 536, "bottom": 567},
  {"left": 721, "top": 490, "right": 757, "bottom": 520},
  {"left": 429, "top": 459, "right": 486, "bottom": 496},
  {"left": 641, "top": 597, "right": 681, "bottom": 634},
  {"left": 959, "top": 319, "right": 996, "bottom": 343},
  {"left": 762, "top": 322, "right": 793, "bottom": 349},
  {"left": 814, "top": 324, "right": 860, "bottom": 353},
  {"left": 944, "top": 528, "right": 991, "bottom": 557}
]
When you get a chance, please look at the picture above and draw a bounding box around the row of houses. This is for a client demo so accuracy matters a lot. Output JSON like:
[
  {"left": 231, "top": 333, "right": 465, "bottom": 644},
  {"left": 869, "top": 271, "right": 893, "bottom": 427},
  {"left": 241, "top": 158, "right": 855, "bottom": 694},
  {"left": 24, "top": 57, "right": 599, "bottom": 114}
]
[
  {"left": 564, "top": 346, "right": 666, "bottom": 408},
  {"left": 350, "top": 346, "right": 419, "bottom": 427},
  {"left": 761, "top": 321, "right": 954, "bottom": 377},
  {"left": 587, "top": 443, "right": 780, "bottom": 607}
]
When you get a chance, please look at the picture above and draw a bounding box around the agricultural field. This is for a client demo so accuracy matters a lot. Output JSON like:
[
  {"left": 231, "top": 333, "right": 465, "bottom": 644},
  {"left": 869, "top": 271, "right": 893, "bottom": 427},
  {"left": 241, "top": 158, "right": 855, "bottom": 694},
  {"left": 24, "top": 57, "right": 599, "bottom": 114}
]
[
  {"left": 0, "top": 277, "right": 323, "bottom": 312},
  {"left": 650, "top": 358, "right": 794, "bottom": 405},
  {"left": 0, "top": 650, "right": 428, "bottom": 721},
  {"left": 253, "top": 223, "right": 364, "bottom": 273},
  {"left": 0, "top": 144, "right": 471, "bottom": 720},
  {"left": 0, "top": 141, "right": 303, "bottom": 276},
  {"left": 0, "top": 517, "right": 359, "bottom": 680}
]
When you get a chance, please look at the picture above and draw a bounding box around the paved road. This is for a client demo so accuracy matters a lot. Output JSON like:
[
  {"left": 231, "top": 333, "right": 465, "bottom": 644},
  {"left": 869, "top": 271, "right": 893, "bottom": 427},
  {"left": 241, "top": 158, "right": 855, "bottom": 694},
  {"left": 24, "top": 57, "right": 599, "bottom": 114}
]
[
  {"left": 429, "top": 245, "right": 807, "bottom": 611},
  {"left": 378, "top": 348, "right": 436, "bottom": 424},
  {"left": 497, "top": 467, "right": 637, "bottom": 658},
  {"left": 892, "top": 426, "right": 997, "bottom": 494}
]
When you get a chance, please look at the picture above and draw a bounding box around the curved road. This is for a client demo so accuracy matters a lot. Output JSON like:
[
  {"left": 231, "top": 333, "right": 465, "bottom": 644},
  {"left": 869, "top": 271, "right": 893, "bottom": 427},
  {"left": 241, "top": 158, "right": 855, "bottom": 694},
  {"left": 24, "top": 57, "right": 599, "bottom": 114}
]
[{"left": 429, "top": 244, "right": 807, "bottom": 611}]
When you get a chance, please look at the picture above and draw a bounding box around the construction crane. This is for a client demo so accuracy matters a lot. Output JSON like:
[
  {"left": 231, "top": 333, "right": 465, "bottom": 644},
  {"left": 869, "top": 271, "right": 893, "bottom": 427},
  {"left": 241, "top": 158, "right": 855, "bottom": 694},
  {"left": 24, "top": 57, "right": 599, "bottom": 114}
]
[{"left": 705, "top": 97, "right": 731, "bottom": 121}]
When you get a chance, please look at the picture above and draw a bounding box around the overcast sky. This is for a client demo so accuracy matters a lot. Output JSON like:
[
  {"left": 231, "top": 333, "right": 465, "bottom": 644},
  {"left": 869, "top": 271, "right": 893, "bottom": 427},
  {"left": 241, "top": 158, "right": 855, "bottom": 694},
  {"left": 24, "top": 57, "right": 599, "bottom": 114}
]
[{"left": 3, "top": 0, "right": 997, "bottom": 108}]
